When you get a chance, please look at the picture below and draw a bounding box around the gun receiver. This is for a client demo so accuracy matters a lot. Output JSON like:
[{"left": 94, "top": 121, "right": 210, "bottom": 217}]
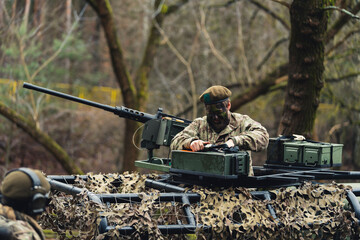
[{"left": 23, "top": 82, "right": 190, "bottom": 163}]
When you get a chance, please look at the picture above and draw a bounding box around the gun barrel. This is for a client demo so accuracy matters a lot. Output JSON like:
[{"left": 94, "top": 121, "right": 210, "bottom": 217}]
[
  {"left": 23, "top": 82, "right": 156, "bottom": 123},
  {"left": 23, "top": 82, "right": 116, "bottom": 113}
]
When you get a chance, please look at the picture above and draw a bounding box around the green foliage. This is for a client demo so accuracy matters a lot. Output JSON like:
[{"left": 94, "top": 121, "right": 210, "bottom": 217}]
[
  {"left": 322, "top": 0, "right": 335, "bottom": 7},
  {"left": 53, "top": 33, "right": 91, "bottom": 61},
  {"left": 161, "top": 4, "right": 168, "bottom": 14},
  {"left": 0, "top": 30, "right": 95, "bottom": 93},
  {"left": 321, "top": 0, "right": 336, "bottom": 18}
]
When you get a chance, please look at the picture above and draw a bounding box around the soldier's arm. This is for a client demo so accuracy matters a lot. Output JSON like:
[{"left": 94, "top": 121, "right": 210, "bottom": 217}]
[
  {"left": 231, "top": 116, "right": 269, "bottom": 152},
  {"left": 170, "top": 119, "right": 201, "bottom": 150}
]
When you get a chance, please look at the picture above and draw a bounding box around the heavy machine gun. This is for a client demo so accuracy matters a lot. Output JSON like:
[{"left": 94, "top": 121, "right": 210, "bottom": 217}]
[{"left": 23, "top": 82, "right": 190, "bottom": 168}]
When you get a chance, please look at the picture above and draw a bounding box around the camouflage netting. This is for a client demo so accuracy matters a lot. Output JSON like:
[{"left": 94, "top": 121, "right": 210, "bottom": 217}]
[{"left": 40, "top": 172, "right": 360, "bottom": 240}]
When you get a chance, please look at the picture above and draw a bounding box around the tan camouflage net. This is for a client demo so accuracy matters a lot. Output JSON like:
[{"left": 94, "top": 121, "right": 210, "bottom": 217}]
[{"left": 40, "top": 173, "right": 360, "bottom": 240}]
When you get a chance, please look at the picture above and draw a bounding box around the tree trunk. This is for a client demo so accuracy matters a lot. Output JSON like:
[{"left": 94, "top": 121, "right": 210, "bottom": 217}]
[
  {"left": 23, "top": 0, "right": 31, "bottom": 31},
  {"left": 228, "top": 2, "right": 359, "bottom": 115},
  {"left": 37, "top": 0, "right": 45, "bottom": 40},
  {"left": 87, "top": 0, "right": 183, "bottom": 172},
  {"left": 87, "top": 0, "right": 138, "bottom": 172},
  {"left": 278, "top": 0, "right": 328, "bottom": 138},
  {"left": 0, "top": 102, "right": 83, "bottom": 174},
  {"left": 65, "top": 0, "right": 72, "bottom": 85}
]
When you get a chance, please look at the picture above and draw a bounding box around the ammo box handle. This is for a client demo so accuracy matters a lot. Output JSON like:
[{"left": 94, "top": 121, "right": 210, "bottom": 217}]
[
  {"left": 233, "top": 155, "right": 239, "bottom": 175},
  {"left": 304, "top": 140, "right": 334, "bottom": 167},
  {"left": 304, "top": 162, "right": 317, "bottom": 167},
  {"left": 330, "top": 145, "right": 333, "bottom": 167}
]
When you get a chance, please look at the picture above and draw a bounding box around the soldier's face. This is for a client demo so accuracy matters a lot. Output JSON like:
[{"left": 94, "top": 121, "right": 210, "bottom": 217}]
[{"left": 206, "top": 102, "right": 230, "bottom": 132}]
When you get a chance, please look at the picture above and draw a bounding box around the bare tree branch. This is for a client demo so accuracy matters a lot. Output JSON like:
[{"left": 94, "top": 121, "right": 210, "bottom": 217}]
[
  {"left": 267, "top": 0, "right": 291, "bottom": 9},
  {"left": 323, "top": 6, "right": 360, "bottom": 21},
  {"left": 326, "top": 29, "right": 360, "bottom": 55},
  {"left": 198, "top": 7, "right": 238, "bottom": 83},
  {"left": 177, "top": 63, "right": 289, "bottom": 117},
  {"left": 164, "top": 0, "right": 190, "bottom": 15},
  {"left": 207, "top": 0, "right": 290, "bottom": 30},
  {"left": 0, "top": 101, "right": 83, "bottom": 174},
  {"left": 257, "top": 37, "right": 288, "bottom": 70},
  {"left": 324, "top": 85, "right": 360, "bottom": 113},
  {"left": 153, "top": 20, "right": 198, "bottom": 118},
  {"left": 30, "top": 5, "right": 88, "bottom": 82},
  {"left": 325, "top": 2, "right": 360, "bottom": 43},
  {"left": 325, "top": 72, "right": 360, "bottom": 83},
  {"left": 235, "top": 2, "right": 253, "bottom": 84},
  {"left": 231, "top": 64, "right": 288, "bottom": 111},
  {"left": 179, "top": 0, "right": 358, "bottom": 118},
  {"left": 248, "top": 0, "right": 290, "bottom": 30}
]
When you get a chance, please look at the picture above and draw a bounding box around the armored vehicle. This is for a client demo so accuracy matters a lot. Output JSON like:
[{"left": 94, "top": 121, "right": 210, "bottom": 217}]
[{"left": 23, "top": 82, "right": 360, "bottom": 238}]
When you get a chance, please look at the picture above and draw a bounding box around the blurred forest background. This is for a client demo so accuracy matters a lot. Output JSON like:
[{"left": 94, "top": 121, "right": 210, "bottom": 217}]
[{"left": 0, "top": 0, "right": 359, "bottom": 176}]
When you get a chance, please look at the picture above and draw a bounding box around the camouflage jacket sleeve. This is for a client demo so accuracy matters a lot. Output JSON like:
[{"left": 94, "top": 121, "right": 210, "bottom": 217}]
[
  {"left": 170, "top": 118, "right": 203, "bottom": 150},
  {"left": 0, "top": 204, "right": 45, "bottom": 240},
  {"left": 230, "top": 114, "right": 269, "bottom": 152}
]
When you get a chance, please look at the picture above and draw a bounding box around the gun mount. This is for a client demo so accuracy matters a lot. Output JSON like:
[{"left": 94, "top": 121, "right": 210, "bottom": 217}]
[{"left": 23, "top": 82, "right": 190, "bottom": 168}]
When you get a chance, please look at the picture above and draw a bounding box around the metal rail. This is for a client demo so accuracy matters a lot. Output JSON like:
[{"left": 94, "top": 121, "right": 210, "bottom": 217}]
[{"left": 47, "top": 176, "right": 360, "bottom": 236}]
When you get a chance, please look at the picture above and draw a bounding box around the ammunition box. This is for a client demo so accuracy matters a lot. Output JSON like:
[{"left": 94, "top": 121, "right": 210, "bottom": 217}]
[
  {"left": 266, "top": 137, "right": 294, "bottom": 164},
  {"left": 283, "top": 141, "right": 343, "bottom": 167},
  {"left": 170, "top": 150, "right": 249, "bottom": 178}
]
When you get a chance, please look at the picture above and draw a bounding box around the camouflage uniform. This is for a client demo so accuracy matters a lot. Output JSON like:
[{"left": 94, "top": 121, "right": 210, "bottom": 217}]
[
  {"left": 170, "top": 112, "right": 269, "bottom": 175},
  {"left": 0, "top": 204, "right": 45, "bottom": 240}
]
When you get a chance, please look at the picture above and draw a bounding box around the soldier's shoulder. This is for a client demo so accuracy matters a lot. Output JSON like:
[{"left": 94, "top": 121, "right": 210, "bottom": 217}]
[
  {"left": 231, "top": 113, "right": 263, "bottom": 127},
  {"left": 231, "top": 112, "right": 249, "bottom": 121},
  {"left": 194, "top": 116, "right": 207, "bottom": 121},
  {"left": 184, "top": 117, "right": 208, "bottom": 132},
  {"left": 0, "top": 205, "right": 43, "bottom": 240},
  {"left": 191, "top": 116, "right": 207, "bottom": 125},
  {"left": 0, "top": 215, "right": 42, "bottom": 240},
  {"left": 0, "top": 204, "right": 17, "bottom": 220}
]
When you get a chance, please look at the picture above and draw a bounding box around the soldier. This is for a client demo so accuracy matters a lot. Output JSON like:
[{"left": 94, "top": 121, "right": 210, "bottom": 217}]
[
  {"left": 0, "top": 168, "right": 51, "bottom": 240},
  {"left": 170, "top": 85, "right": 269, "bottom": 175}
]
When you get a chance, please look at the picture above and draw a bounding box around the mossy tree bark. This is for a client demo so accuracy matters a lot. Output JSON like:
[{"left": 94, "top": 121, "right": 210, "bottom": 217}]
[
  {"left": 0, "top": 102, "right": 83, "bottom": 174},
  {"left": 87, "top": 0, "right": 188, "bottom": 171},
  {"left": 87, "top": 0, "right": 138, "bottom": 172},
  {"left": 278, "top": 0, "right": 328, "bottom": 138},
  {"left": 228, "top": 2, "right": 359, "bottom": 121}
]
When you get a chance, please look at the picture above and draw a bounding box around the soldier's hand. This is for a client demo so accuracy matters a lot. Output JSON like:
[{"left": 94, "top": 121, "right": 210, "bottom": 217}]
[
  {"left": 190, "top": 140, "right": 209, "bottom": 152},
  {"left": 225, "top": 139, "right": 235, "bottom": 148}
]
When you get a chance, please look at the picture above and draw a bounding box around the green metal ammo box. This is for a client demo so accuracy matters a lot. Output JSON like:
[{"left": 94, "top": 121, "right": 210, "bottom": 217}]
[
  {"left": 266, "top": 137, "right": 294, "bottom": 164},
  {"left": 170, "top": 150, "right": 250, "bottom": 178},
  {"left": 283, "top": 141, "right": 343, "bottom": 167}
]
